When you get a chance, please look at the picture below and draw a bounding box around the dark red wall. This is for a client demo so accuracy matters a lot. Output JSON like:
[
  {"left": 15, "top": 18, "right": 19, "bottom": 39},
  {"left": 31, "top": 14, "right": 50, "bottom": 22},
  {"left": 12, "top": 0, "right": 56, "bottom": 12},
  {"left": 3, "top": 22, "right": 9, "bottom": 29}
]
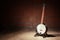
[{"left": 1, "top": 0, "right": 60, "bottom": 32}]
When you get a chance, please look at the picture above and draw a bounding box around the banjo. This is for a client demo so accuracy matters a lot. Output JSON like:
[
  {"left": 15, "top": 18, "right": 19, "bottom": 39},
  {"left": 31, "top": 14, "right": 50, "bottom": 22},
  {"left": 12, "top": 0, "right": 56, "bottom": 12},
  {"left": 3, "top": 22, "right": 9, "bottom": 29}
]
[{"left": 36, "top": 3, "right": 47, "bottom": 35}]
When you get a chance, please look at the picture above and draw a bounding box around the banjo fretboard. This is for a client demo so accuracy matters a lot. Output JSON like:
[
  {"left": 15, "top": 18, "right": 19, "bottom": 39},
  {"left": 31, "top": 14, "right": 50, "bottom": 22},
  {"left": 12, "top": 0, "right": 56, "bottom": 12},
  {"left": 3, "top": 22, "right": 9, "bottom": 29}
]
[{"left": 41, "top": 4, "right": 45, "bottom": 24}]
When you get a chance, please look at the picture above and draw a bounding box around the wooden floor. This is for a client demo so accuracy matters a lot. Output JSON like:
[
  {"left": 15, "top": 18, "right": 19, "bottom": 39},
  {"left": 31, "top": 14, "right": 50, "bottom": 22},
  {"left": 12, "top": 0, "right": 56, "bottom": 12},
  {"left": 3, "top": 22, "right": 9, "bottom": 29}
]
[{"left": 0, "top": 30, "right": 60, "bottom": 40}]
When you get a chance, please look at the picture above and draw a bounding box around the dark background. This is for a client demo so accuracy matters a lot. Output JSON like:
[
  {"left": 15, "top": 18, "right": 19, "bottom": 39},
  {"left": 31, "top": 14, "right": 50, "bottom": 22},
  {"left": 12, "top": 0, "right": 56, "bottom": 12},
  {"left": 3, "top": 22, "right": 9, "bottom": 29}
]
[{"left": 1, "top": 0, "right": 60, "bottom": 34}]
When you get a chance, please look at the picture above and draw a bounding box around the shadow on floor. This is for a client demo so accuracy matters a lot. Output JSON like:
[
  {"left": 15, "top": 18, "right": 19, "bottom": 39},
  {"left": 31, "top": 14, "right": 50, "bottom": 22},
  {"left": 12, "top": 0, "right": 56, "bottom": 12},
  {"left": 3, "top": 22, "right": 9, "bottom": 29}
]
[
  {"left": 44, "top": 34, "right": 60, "bottom": 37},
  {"left": 34, "top": 33, "right": 60, "bottom": 38},
  {"left": 46, "top": 34, "right": 56, "bottom": 37}
]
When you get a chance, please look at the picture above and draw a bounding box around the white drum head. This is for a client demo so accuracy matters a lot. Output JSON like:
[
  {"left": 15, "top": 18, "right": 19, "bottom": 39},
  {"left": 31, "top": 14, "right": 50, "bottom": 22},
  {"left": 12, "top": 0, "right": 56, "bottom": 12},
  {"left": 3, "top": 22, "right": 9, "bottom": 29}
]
[{"left": 36, "top": 24, "right": 46, "bottom": 34}]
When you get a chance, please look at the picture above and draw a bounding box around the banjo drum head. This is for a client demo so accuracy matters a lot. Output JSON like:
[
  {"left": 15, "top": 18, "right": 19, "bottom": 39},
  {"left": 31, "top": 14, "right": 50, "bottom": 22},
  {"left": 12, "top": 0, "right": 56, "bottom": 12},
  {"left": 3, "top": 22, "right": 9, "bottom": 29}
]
[{"left": 36, "top": 24, "right": 46, "bottom": 34}]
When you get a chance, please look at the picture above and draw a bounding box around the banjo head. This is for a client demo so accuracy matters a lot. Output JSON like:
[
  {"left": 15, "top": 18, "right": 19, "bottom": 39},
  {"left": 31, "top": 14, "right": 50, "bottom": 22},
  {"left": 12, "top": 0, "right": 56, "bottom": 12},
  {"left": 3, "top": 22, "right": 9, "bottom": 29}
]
[{"left": 36, "top": 24, "right": 46, "bottom": 34}]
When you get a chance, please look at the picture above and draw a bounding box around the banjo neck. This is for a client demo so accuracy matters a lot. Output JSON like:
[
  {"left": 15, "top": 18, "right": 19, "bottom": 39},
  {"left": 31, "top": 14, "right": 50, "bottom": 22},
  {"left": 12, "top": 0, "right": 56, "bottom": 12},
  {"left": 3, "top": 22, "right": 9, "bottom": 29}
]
[{"left": 41, "top": 3, "right": 45, "bottom": 24}]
